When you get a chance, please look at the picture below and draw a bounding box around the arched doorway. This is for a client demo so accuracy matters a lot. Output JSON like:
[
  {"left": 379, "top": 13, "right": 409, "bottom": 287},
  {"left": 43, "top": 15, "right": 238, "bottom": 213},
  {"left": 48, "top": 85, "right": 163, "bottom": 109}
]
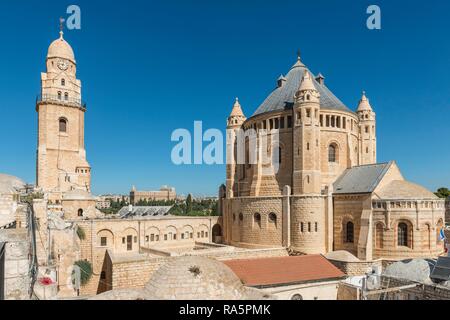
[{"left": 212, "top": 224, "right": 222, "bottom": 244}]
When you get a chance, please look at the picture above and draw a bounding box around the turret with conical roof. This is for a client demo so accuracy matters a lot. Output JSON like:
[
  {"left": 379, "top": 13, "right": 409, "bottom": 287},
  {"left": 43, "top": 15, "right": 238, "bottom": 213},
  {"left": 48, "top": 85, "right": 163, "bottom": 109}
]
[
  {"left": 227, "top": 98, "right": 246, "bottom": 129},
  {"left": 292, "top": 69, "right": 321, "bottom": 195},
  {"left": 356, "top": 91, "right": 377, "bottom": 165}
]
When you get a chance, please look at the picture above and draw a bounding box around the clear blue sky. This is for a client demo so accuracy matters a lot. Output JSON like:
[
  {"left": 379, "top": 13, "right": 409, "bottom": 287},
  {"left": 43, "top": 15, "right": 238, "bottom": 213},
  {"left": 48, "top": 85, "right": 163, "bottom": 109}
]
[{"left": 0, "top": 0, "right": 449, "bottom": 196}]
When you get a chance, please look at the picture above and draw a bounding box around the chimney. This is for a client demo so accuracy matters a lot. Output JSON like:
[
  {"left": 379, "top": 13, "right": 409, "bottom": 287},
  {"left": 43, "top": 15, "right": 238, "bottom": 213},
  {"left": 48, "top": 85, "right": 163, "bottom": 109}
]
[
  {"left": 277, "top": 75, "right": 287, "bottom": 88},
  {"left": 315, "top": 73, "right": 325, "bottom": 85}
]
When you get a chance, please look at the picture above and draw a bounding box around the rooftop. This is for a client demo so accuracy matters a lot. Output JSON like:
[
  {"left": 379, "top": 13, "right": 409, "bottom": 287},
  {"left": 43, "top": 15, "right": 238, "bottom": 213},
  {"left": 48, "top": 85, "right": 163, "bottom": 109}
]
[
  {"left": 223, "top": 255, "right": 346, "bottom": 288},
  {"left": 251, "top": 57, "right": 353, "bottom": 118},
  {"left": 333, "top": 162, "right": 393, "bottom": 195},
  {"left": 118, "top": 206, "right": 172, "bottom": 218}
]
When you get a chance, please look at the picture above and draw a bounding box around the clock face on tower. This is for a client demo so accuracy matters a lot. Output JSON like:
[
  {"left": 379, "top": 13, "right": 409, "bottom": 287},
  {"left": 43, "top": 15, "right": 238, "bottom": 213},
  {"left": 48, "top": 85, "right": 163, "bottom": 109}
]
[{"left": 57, "top": 59, "right": 68, "bottom": 71}]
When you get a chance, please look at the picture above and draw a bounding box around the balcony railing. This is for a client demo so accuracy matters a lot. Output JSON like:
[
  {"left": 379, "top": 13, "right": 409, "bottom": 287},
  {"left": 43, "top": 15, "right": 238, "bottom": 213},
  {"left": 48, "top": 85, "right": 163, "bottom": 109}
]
[{"left": 36, "top": 94, "right": 87, "bottom": 109}]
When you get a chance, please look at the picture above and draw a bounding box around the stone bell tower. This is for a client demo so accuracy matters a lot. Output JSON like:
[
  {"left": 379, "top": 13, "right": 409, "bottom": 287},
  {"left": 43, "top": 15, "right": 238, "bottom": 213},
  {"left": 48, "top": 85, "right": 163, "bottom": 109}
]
[
  {"left": 226, "top": 98, "right": 246, "bottom": 198},
  {"left": 357, "top": 91, "right": 377, "bottom": 165},
  {"left": 36, "top": 25, "right": 91, "bottom": 196}
]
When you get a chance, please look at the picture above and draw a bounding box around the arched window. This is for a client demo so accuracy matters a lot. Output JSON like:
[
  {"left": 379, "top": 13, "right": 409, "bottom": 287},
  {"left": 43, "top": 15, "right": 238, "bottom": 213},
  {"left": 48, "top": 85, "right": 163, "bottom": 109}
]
[
  {"left": 291, "top": 294, "right": 303, "bottom": 300},
  {"left": 239, "top": 213, "right": 243, "bottom": 222},
  {"left": 57, "top": 91, "right": 62, "bottom": 100},
  {"left": 78, "top": 209, "right": 84, "bottom": 217},
  {"left": 345, "top": 221, "right": 354, "bottom": 243},
  {"left": 268, "top": 213, "right": 277, "bottom": 225},
  {"left": 59, "top": 118, "right": 67, "bottom": 133},
  {"left": 254, "top": 213, "right": 261, "bottom": 228},
  {"left": 376, "top": 223, "right": 384, "bottom": 249},
  {"left": 64, "top": 92, "right": 69, "bottom": 101},
  {"left": 328, "top": 144, "right": 337, "bottom": 163},
  {"left": 398, "top": 223, "right": 408, "bottom": 247},
  {"left": 61, "top": 78, "right": 65, "bottom": 86},
  {"left": 273, "top": 146, "right": 282, "bottom": 165}
]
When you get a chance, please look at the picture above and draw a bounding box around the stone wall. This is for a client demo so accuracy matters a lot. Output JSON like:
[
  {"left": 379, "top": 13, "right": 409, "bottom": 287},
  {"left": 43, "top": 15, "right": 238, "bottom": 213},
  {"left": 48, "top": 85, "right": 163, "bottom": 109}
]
[
  {"left": 337, "top": 282, "right": 360, "bottom": 300},
  {"left": 367, "top": 276, "right": 450, "bottom": 300},
  {"left": 0, "top": 229, "right": 30, "bottom": 300},
  {"left": 328, "top": 259, "right": 383, "bottom": 276}
]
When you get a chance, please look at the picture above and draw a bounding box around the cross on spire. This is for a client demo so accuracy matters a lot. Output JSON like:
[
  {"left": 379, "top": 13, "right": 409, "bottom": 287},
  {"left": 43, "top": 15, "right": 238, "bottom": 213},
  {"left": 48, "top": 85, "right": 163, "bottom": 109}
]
[
  {"left": 59, "top": 17, "right": 65, "bottom": 38},
  {"left": 297, "top": 49, "right": 301, "bottom": 61}
]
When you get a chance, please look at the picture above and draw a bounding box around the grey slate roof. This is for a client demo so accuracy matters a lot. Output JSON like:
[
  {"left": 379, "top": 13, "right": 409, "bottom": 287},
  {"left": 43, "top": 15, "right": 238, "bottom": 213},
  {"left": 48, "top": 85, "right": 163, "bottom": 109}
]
[
  {"left": 333, "top": 162, "right": 393, "bottom": 195},
  {"left": 118, "top": 206, "right": 172, "bottom": 219},
  {"left": 251, "top": 60, "right": 353, "bottom": 117}
]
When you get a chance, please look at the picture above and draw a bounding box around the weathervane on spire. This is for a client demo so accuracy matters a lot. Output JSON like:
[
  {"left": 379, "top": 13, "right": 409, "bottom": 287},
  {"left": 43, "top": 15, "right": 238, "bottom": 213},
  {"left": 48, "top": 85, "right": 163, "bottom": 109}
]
[{"left": 59, "top": 17, "right": 65, "bottom": 38}]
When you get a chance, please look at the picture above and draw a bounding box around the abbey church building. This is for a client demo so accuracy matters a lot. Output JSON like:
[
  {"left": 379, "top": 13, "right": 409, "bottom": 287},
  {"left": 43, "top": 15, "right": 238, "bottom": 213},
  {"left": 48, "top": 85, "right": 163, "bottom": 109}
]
[{"left": 222, "top": 56, "right": 445, "bottom": 261}]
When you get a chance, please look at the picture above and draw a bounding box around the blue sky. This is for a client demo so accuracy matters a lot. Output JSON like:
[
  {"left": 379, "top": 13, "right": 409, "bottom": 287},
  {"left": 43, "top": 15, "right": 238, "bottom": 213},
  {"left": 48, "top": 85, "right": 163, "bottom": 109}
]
[{"left": 0, "top": 0, "right": 449, "bottom": 196}]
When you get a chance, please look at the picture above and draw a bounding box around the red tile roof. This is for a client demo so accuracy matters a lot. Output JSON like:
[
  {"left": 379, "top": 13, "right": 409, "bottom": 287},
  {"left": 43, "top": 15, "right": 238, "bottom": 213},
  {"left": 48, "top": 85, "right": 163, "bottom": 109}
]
[{"left": 223, "top": 255, "right": 346, "bottom": 287}]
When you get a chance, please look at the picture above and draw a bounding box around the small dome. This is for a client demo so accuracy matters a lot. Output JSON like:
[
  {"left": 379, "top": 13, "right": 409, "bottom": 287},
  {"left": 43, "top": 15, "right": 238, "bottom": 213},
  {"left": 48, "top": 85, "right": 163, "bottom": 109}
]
[
  {"left": 47, "top": 32, "right": 76, "bottom": 63},
  {"left": 325, "top": 250, "right": 360, "bottom": 263},
  {"left": 0, "top": 173, "right": 25, "bottom": 194},
  {"left": 91, "top": 256, "right": 273, "bottom": 300},
  {"left": 143, "top": 256, "right": 270, "bottom": 300},
  {"left": 377, "top": 180, "right": 438, "bottom": 200},
  {"left": 357, "top": 91, "right": 372, "bottom": 112}
]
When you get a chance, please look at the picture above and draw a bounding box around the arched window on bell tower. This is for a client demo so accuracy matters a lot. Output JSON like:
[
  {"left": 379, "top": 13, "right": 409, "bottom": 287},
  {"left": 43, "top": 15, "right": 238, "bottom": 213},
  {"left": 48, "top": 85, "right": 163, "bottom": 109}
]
[{"left": 59, "top": 118, "right": 67, "bottom": 133}]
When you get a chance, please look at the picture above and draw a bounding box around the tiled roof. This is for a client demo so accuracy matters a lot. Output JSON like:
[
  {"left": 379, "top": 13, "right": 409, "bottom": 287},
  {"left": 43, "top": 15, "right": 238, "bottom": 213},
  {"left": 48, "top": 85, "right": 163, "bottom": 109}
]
[
  {"left": 333, "top": 162, "right": 393, "bottom": 195},
  {"left": 251, "top": 59, "right": 353, "bottom": 117},
  {"left": 223, "top": 255, "right": 346, "bottom": 287}
]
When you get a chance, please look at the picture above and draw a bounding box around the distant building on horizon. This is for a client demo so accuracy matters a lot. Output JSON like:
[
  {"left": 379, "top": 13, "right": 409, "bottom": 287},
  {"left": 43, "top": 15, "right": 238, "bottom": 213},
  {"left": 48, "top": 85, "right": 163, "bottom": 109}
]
[{"left": 130, "top": 185, "right": 176, "bottom": 204}]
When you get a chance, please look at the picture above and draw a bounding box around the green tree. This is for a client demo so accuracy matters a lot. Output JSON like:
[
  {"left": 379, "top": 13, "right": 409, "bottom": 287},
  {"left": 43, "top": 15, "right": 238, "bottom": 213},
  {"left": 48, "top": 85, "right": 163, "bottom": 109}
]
[
  {"left": 436, "top": 188, "right": 450, "bottom": 199},
  {"left": 186, "top": 194, "right": 193, "bottom": 214}
]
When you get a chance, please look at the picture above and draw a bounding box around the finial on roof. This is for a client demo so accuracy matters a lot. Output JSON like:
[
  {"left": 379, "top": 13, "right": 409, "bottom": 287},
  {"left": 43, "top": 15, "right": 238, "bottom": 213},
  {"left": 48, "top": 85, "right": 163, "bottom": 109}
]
[
  {"left": 59, "top": 17, "right": 65, "bottom": 39},
  {"left": 291, "top": 50, "right": 305, "bottom": 68}
]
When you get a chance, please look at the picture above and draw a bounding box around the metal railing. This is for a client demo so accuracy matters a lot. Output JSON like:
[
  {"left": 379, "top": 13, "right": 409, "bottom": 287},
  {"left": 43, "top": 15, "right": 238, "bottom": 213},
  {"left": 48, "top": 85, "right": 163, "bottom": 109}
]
[{"left": 36, "top": 94, "right": 87, "bottom": 109}]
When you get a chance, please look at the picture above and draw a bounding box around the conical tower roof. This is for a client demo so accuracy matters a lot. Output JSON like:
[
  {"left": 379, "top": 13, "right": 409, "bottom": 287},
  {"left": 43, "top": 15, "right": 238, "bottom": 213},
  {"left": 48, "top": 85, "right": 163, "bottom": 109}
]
[{"left": 357, "top": 91, "right": 373, "bottom": 112}]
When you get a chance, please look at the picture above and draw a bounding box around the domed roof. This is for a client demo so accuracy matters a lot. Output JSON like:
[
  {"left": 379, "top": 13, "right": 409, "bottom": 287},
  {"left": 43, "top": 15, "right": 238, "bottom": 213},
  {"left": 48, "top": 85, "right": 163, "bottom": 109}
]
[
  {"left": 0, "top": 173, "right": 25, "bottom": 194},
  {"left": 325, "top": 250, "right": 360, "bottom": 263},
  {"left": 377, "top": 180, "right": 438, "bottom": 200},
  {"left": 251, "top": 57, "right": 353, "bottom": 117},
  {"left": 47, "top": 32, "right": 76, "bottom": 63},
  {"left": 91, "top": 256, "right": 273, "bottom": 300},
  {"left": 357, "top": 91, "right": 373, "bottom": 112}
]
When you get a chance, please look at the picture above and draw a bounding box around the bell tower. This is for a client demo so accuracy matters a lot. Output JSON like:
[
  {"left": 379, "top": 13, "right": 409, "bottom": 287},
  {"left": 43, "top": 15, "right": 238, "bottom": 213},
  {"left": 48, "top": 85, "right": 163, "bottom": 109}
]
[
  {"left": 36, "top": 25, "right": 91, "bottom": 196},
  {"left": 357, "top": 91, "right": 377, "bottom": 165}
]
